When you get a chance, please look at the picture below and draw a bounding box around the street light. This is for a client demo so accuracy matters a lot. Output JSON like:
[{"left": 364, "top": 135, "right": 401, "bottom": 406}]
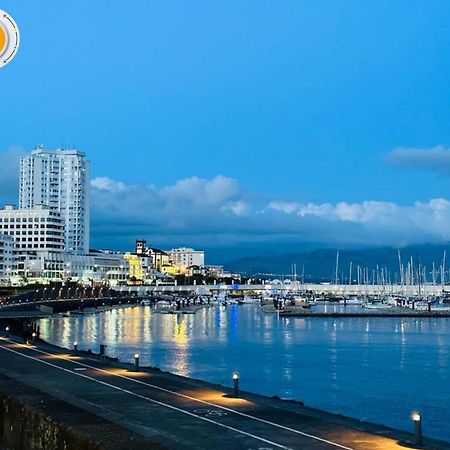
[
  {"left": 232, "top": 372, "right": 239, "bottom": 398},
  {"left": 411, "top": 411, "right": 423, "bottom": 448}
]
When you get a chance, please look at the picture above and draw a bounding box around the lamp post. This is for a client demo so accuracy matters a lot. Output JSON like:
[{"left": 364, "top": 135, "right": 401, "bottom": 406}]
[
  {"left": 5, "top": 326, "right": 9, "bottom": 338},
  {"left": 73, "top": 341, "right": 78, "bottom": 352},
  {"left": 134, "top": 353, "right": 140, "bottom": 371},
  {"left": 232, "top": 372, "right": 239, "bottom": 398},
  {"left": 411, "top": 412, "right": 423, "bottom": 448}
]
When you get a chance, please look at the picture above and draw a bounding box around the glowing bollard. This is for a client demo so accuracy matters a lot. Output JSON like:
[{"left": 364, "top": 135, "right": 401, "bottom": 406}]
[
  {"left": 73, "top": 341, "right": 78, "bottom": 352},
  {"left": 31, "top": 332, "right": 36, "bottom": 345},
  {"left": 134, "top": 353, "right": 140, "bottom": 371},
  {"left": 5, "top": 326, "right": 9, "bottom": 338},
  {"left": 411, "top": 412, "right": 423, "bottom": 448},
  {"left": 232, "top": 372, "right": 239, "bottom": 398}
]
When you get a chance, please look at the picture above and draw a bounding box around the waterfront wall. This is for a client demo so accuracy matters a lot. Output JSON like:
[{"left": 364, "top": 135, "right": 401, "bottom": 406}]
[{"left": 0, "top": 374, "right": 164, "bottom": 450}]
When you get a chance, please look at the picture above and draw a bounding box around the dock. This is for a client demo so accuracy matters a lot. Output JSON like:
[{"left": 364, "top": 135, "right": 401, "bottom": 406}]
[{"left": 0, "top": 335, "right": 448, "bottom": 449}]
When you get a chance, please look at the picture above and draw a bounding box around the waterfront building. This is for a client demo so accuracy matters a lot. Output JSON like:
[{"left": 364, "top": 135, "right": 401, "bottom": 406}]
[
  {"left": 64, "top": 251, "right": 128, "bottom": 285},
  {"left": 12, "top": 250, "right": 128, "bottom": 285},
  {"left": 0, "top": 234, "right": 13, "bottom": 283},
  {"left": 124, "top": 252, "right": 150, "bottom": 283},
  {"left": 167, "top": 247, "right": 205, "bottom": 272},
  {"left": 128, "top": 240, "right": 175, "bottom": 283},
  {"left": 0, "top": 205, "right": 65, "bottom": 252},
  {"left": 19, "top": 146, "right": 90, "bottom": 254},
  {"left": 134, "top": 239, "right": 173, "bottom": 273}
]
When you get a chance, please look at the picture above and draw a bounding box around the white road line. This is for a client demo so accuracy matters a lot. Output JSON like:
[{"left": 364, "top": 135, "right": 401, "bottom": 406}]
[
  {"left": 1, "top": 338, "right": 354, "bottom": 450},
  {"left": 0, "top": 343, "right": 291, "bottom": 450}
]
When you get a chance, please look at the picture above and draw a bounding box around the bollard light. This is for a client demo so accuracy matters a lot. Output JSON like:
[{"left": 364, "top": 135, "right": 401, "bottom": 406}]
[
  {"left": 134, "top": 353, "right": 140, "bottom": 371},
  {"left": 5, "top": 326, "right": 9, "bottom": 338},
  {"left": 232, "top": 372, "right": 239, "bottom": 398},
  {"left": 73, "top": 341, "right": 78, "bottom": 352},
  {"left": 31, "top": 332, "right": 36, "bottom": 344},
  {"left": 411, "top": 411, "right": 423, "bottom": 448}
]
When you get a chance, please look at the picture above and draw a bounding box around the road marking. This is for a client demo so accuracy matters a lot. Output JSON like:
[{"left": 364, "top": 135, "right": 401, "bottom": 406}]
[
  {"left": 0, "top": 342, "right": 291, "bottom": 450},
  {"left": 1, "top": 338, "right": 355, "bottom": 450},
  {"left": 194, "top": 408, "right": 228, "bottom": 418}
]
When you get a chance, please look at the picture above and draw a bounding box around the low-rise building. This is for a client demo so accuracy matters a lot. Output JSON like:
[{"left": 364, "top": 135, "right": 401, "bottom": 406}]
[
  {"left": 167, "top": 247, "right": 205, "bottom": 273},
  {"left": 134, "top": 239, "right": 174, "bottom": 274}
]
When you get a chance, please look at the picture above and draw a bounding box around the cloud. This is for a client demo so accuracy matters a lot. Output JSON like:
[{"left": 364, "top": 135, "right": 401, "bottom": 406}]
[
  {"left": 89, "top": 175, "right": 450, "bottom": 250},
  {"left": 0, "top": 147, "right": 26, "bottom": 205},
  {"left": 2, "top": 145, "right": 450, "bottom": 251},
  {"left": 385, "top": 145, "right": 450, "bottom": 175},
  {"left": 91, "top": 177, "right": 127, "bottom": 192}
]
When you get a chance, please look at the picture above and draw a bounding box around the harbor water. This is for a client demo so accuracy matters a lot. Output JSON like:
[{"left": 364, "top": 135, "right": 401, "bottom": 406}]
[{"left": 38, "top": 304, "right": 450, "bottom": 442}]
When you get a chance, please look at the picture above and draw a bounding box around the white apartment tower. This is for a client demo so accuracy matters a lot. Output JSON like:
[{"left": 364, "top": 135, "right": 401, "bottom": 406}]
[{"left": 19, "top": 146, "right": 90, "bottom": 254}]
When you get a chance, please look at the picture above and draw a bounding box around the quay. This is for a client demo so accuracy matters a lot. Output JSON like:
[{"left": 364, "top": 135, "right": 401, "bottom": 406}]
[
  {"left": 117, "top": 283, "right": 450, "bottom": 296},
  {"left": 0, "top": 335, "right": 449, "bottom": 449},
  {"left": 276, "top": 309, "right": 450, "bottom": 318}
]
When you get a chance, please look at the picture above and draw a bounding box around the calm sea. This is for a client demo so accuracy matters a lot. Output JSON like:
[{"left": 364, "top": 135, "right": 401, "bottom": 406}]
[{"left": 38, "top": 304, "right": 450, "bottom": 442}]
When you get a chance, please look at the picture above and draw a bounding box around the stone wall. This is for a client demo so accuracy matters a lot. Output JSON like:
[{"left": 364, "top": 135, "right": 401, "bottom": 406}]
[{"left": 0, "top": 375, "right": 166, "bottom": 450}]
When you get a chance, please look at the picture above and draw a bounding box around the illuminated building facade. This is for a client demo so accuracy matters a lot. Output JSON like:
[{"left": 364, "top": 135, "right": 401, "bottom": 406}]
[{"left": 167, "top": 247, "right": 205, "bottom": 272}]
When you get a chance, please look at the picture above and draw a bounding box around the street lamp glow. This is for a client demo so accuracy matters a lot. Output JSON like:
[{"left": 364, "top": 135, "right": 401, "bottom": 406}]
[
  {"left": 232, "top": 371, "right": 239, "bottom": 398},
  {"left": 411, "top": 411, "right": 423, "bottom": 447}
]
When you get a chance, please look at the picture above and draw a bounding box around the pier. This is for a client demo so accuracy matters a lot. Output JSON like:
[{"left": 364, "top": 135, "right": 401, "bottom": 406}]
[{"left": 0, "top": 335, "right": 449, "bottom": 449}]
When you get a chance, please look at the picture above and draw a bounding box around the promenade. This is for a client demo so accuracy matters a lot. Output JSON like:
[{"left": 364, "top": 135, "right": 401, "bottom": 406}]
[{"left": 0, "top": 336, "right": 448, "bottom": 449}]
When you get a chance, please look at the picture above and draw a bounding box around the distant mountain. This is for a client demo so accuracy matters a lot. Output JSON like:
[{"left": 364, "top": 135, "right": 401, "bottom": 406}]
[{"left": 224, "top": 244, "right": 450, "bottom": 281}]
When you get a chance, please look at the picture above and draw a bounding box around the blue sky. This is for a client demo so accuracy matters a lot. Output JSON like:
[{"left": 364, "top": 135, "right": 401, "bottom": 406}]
[{"left": 2, "top": 1, "right": 450, "bottom": 256}]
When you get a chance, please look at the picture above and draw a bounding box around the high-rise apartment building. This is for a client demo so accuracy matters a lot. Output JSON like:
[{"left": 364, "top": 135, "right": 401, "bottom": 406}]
[{"left": 19, "top": 147, "right": 90, "bottom": 254}]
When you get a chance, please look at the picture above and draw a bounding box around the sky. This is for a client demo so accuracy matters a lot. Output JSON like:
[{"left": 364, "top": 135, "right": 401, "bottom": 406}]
[{"left": 2, "top": 1, "right": 450, "bottom": 259}]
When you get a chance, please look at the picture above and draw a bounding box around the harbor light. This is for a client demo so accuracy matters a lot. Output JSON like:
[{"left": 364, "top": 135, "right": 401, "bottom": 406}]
[
  {"left": 134, "top": 353, "right": 140, "bottom": 371},
  {"left": 232, "top": 372, "right": 239, "bottom": 398},
  {"left": 411, "top": 411, "right": 423, "bottom": 448}
]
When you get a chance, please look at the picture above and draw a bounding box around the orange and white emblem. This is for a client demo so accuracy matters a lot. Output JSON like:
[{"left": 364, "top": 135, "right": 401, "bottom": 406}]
[{"left": 0, "top": 10, "right": 20, "bottom": 68}]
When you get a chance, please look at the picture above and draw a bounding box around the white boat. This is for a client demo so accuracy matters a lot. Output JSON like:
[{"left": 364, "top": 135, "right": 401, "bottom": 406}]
[
  {"left": 362, "top": 303, "right": 393, "bottom": 310},
  {"left": 242, "top": 295, "right": 261, "bottom": 304}
]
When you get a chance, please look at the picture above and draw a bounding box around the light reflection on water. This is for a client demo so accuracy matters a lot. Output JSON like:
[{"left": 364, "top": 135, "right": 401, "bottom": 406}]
[{"left": 39, "top": 304, "right": 450, "bottom": 442}]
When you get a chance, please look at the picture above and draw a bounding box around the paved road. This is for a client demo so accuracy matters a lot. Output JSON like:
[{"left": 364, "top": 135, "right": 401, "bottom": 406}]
[{"left": 0, "top": 337, "right": 444, "bottom": 450}]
